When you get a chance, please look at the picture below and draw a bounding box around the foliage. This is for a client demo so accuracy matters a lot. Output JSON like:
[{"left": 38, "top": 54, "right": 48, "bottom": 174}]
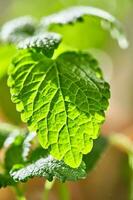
[
  {"left": 10, "top": 136, "right": 107, "bottom": 183},
  {"left": 0, "top": 122, "right": 107, "bottom": 187},
  {"left": 0, "top": 6, "right": 129, "bottom": 200},
  {"left": 1, "top": 5, "right": 125, "bottom": 168},
  {"left": 8, "top": 49, "right": 109, "bottom": 167}
]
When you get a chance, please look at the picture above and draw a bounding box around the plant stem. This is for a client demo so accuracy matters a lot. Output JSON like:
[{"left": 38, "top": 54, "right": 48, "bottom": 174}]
[
  {"left": 43, "top": 179, "right": 55, "bottom": 200},
  {"left": 129, "top": 154, "right": 133, "bottom": 200},
  {"left": 109, "top": 134, "right": 133, "bottom": 155},
  {"left": 109, "top": 134, "right": 133, "bottom": 200},
  {"left": 59, "top": 183, "right": 70, "bottom": 200},
  {"left": 14, "top": 185, "right": 26, "bottom": 200},
  {"left": 130, "top": 170, "right": 133, "bottom": 200},
  {"left": 16, "top": 196, "right": 26, "bottom": 200}
]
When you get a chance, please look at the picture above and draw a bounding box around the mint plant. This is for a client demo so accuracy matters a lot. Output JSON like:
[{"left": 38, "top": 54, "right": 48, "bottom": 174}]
[{"left": 0, "top": 6, "right": 130, "bottom": 200}]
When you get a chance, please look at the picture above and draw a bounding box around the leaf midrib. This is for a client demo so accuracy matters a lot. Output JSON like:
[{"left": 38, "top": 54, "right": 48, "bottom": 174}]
[{"left": 55, "top": 63, "right": 77, "bottom": 163}]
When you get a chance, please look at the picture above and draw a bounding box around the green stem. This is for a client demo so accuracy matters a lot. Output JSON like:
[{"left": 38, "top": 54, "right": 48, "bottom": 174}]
[
  {"left": 129, "top": 154, "right": 133, "bottom": 200},
  {"left": 109, "top": 134, "right": 133, "bottom": 200},
  {"left": 109, "top": 134, "right": 133, "bottom": 155},
  {"left": 43, "top": 179, "right": 55, "bottom": 200},
  {"left": 59, "top": 183, "right": 70, "bottom": 200},
  {"left": 14, "top": 186, "right": 26, "bottom": 200},
  {"left": 16, "top": 196, "right": 26, "bottom": 200},
  {"left": 130, "top": 171, "right": 133, "bottom": 200}
]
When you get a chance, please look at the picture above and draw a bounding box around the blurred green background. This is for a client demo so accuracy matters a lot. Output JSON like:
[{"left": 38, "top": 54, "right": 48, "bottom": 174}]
[{"left": 0, "top": 0, "right": 133, "bottom": 200}]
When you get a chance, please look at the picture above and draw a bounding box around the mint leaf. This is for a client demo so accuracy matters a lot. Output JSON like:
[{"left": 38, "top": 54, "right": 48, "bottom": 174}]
[
  {"left": 4, "top": 133, "right": 25, "bottom": 172},
  {"left": 0, "top": 126, "right": 37, "bottom": 188},
  {"left": 10, "top": 136, "right": 107, "bottom": 183},
  {"left": 0, "top": 124, "right": 27, "bottom": 188},
  {"left": 18, "top": 33, "right": 62, "bottom": 57},
  {"left": 0, "top": 16, "right": 36, "bottom": 43},
  {"left": 41, "top": 6, "right": 128, "bottom": 49},
  {"left": 10, "top": 150, "right": 87, "bottom": 182},
  {"left": 4, "top": 129, "right": 37, "bottom": 170},
  {"left": 8, "top": 49, "right": 110, "bottom": 168},
  {"left": 3, "top": 125, "right": 36, "bottom": 166},
  {"left": 22, "top": 131, "right": 36, "bottom": 161}
]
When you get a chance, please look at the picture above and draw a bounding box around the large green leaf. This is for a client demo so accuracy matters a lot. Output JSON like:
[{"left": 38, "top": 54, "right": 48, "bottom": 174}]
[
  {"left": 40, "top": 6, "right": 128, "bottom": 49},
  {"left": 8, "top": 49, "right": 110, "bottom": 168}
]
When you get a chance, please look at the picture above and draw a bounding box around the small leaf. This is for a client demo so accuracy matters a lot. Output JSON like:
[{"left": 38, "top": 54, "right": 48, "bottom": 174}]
[
  {"left": 10, "top": 136, "right": 107, "bottom": 183},
  {"left": 4, "top": 135, "right": 25, "bottom": 172},
  {"left": 3, "top": 126, "right": 36, "bottom": 167},
  {"left": 0, "top": 16, "right": 36, "bottom": 43},
  {"left": 18, "top": 33, "right": 62, "bottom": 57},
  {"left": 0, "top": 123, "right": 36, "bottom": 188},
  {"left": 22, "top": 131, "right": 36, "bottom": 161},
  {"left": 10, "top": 148, "right": 87, "bottom": 182},
  {"left": 0, "top": 124, "right": 25, "bottom": 188},
  {"left": 41, "top": 6, "right": 128, "bottom": 49},
  {"left": 8, "top": 49, "right": 110, "bottom": 168},
  {"left": 3, "top": 126, "right": 28, "bottom": 171}
]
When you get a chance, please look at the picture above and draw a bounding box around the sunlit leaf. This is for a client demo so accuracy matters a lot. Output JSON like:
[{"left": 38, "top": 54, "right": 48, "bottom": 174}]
[{"left": 8, "top": 49, "right": 110, "bottom": 168}]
